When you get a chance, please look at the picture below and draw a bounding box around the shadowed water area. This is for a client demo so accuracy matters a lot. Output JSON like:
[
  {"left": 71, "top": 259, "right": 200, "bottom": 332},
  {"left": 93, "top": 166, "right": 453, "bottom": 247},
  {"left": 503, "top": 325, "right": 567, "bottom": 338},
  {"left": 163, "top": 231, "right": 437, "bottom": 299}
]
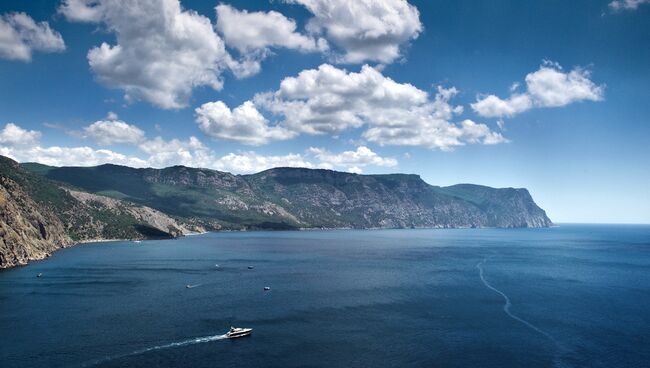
[{"left": 1, "top": 225, "right": 649, "bottom": 367}]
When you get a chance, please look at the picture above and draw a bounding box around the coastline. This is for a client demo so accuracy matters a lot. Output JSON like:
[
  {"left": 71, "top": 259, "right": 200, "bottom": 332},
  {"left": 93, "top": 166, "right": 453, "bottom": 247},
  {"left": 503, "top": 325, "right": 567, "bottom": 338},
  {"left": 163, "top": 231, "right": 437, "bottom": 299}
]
[{"left": 1, "top": 224, "right": 552, "bottom": 270}]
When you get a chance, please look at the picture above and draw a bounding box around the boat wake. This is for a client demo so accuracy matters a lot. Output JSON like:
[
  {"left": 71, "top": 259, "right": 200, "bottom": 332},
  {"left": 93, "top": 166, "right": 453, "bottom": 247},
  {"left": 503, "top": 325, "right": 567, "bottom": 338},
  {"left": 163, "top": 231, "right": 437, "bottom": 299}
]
[
  {"left": 85, "top": 333, "right": 227, "bottom": 366},
  {"left": 476, "top": 258, "right": 556, "bottom": 343},
  {"left": 477, "top": 258, "right": 575, "bottom": 368}
]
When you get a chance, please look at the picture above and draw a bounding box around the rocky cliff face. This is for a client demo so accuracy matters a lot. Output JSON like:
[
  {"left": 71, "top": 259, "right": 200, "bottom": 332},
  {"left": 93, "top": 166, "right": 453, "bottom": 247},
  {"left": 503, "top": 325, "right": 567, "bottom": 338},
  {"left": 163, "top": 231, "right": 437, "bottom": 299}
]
[
  {"left": 0, "top": 156, "right": 200, "bottom": 268},
  {"left": 62, "top": 189, "right": 197, "bottom": 240},
  {"left": 28, "top": 162, "right": 552, "bottom": 231},
  {"left": 246, "top": 168, "right": 552, "bottom": 229},
  {"left": 0, "top": 176, "right": 72, "bottom": 268},
  {"left": 3, "top": 155, "right": 553, "bottom": 268},
  {"left": 256, "top": 170, "right": 553, "bottom": 229}
]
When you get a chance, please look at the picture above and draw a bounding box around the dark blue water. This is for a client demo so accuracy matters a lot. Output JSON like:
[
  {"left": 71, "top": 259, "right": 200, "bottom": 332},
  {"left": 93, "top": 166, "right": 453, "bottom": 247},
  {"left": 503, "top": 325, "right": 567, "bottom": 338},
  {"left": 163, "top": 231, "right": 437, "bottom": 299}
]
[{"left": 1, "top": 225, "right": 649, "bottom": 367}]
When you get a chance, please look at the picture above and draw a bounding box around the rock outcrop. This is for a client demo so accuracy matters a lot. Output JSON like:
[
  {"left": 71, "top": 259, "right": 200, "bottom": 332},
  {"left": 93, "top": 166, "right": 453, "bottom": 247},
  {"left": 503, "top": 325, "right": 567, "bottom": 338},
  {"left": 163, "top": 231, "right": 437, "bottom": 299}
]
[
  {"left": 0, "top": 156, "right": 200, "bottom": 268},
  {"left": 1, "top": 153, "right": 553, "bottom": 268},
  {"left": 28, "top": 162, "right": 552, "bottom": 231},
  {"left": 0, "top": 176, "right": 72, "bottom": 268}
]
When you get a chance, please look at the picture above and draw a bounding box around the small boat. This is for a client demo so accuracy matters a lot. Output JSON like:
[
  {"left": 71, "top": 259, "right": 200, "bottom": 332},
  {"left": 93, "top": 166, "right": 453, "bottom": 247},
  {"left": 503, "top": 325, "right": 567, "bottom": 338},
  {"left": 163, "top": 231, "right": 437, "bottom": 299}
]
[
  {"left": 247, "top": 266, "right": 254, "bottom": 269},
  {"left": 263, "top": 286, "right": 271, "bottom": 291},
  {"left": 133, "top": 240, "right": 141, "bottom": 244},
  {"left": 36, "top": 273, "right": 43, "bottom": 278},
  {"left": 215, "top": 264, "right": 220, "bottom": 268},
  {"left": 186, "top": 284, "right": 191, "bottom": 288},
  {"left": 226, "top": 326, "right": 252, "bottom": 339}
]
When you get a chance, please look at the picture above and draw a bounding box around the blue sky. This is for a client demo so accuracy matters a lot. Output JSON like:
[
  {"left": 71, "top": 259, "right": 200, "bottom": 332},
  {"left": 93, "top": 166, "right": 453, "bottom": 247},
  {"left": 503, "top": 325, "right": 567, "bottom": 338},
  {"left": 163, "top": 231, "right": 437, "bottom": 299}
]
[{"left": 0, "top": 0, "right": 649, "bottom": 224}]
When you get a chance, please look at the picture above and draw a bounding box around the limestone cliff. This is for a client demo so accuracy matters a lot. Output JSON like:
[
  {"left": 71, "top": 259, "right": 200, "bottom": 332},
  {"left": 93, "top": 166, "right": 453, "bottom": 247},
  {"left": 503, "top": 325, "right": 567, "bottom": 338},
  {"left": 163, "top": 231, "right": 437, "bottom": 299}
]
[{"left": 0, "top": 156, "right": 200, "bottom": 268}]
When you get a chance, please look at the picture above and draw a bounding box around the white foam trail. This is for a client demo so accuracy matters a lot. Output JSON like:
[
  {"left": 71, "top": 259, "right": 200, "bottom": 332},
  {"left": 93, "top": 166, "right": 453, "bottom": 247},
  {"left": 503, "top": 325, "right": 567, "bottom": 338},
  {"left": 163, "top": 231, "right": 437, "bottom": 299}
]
[
  {"left": 129, "top": 333, "right": 227, "bottom": 354},
  {"left": 476, "top": 258, "right": 556, "bottom": 343},
  {"left": 86, "top": 333, "right": 227, "bottom": 366}
]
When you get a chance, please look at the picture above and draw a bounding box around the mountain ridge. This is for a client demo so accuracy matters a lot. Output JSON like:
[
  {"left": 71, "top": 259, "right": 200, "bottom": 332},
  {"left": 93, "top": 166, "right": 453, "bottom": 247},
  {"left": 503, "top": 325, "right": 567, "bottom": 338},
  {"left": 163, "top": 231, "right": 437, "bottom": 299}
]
[
  {"left": 1, "top": 155, "right": 551, "bottom": 268},
  {"left": 23, "top": 160, "right": 552, "bottom": 229},
  {"left": 0, "top": 156, "right": 202, "bottom": 268}
]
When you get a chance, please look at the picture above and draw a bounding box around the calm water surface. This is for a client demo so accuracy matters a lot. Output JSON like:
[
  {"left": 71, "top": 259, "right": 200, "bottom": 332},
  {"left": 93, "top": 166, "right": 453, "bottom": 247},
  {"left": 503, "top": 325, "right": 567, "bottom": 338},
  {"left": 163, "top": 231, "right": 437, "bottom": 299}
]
[{"left": 1, "top": 225, "right": 649, "bottom": 367}]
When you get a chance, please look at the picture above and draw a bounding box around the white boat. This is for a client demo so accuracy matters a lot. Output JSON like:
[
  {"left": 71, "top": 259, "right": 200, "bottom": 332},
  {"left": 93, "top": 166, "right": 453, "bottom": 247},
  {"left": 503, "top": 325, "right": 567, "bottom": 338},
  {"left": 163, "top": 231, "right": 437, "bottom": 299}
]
[
  {"left": 226, "top": 326, "right": 252, "bottom": 338},
  {"left": 263, "top": 286, "right": 271, "bottom": 291}
]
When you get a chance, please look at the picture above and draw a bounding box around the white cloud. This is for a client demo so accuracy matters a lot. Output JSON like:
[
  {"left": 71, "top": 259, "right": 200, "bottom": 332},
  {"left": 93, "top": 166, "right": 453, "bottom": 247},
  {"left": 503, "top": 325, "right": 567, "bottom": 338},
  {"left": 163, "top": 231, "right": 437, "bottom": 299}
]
[
  {"left": 308, "top": 146, "right": 397, "bottom": 172},
  {"left": 138, "top": 136, "right": 215, "bottom": 168},
  {"left": 255, "top": 63, "right": 427, "bottom": 135},
  {"left": 1, "top": 145, "right": 148, "bottom": 167},
  {"left": 288, "top": 0, "right": 422, "bottom": 64},
  {"left": 213, "top": 151, "right": 314, "bottom": 174},
  {"left": 0, "top": 123, "right": 147, "bottom": 166},
  {"left": 609, "top": 0, "right": 650, "bottom": 11},
  {"left": 0, "top": 12, "right": 65, "bottom": 61},
  {"left": 58, "top": 0, "right": 103, "bottom": 22},
  {"left": 83, "top": 117, "right": 145, "bottom": 145},
  {"left": 471, "top": 61, "right": 604, "bottom": 118},
  {"left": 59, "top": 0, "right": 254, "bottom": 109},
  {"left": 0, "top": 123, "right": 41, "bottom": 146},
  {"left": 458, "top": 120, "right": 509, "bottom": 145},
  {"left": 254, "top": 64, "right": 505, "bottom": 150},
  {"left": 347, "top": 166, "right": 362, "bottom": 174},
  {"left": 1, "top": 124, "right": 401, "bottom": 175},
  {"left": 215, "top": 4, "right": 326, "bottom": 55},
  {"left": 137, "top": 136, "right": 311, "bottom": 174},
  {"left": 470, "top": 94, "right": 532, "bottom": 118},
  {"left": 195, "top": 101, "right": 296, "bottom": 145},
  {"left": 137, "top": 135, "right": 396, "bottom": 174}
]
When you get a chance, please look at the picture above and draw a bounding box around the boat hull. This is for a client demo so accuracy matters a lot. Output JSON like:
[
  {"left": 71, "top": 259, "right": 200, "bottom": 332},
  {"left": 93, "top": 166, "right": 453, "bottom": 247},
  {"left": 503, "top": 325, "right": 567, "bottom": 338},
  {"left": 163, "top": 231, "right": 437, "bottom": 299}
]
[{"left": 226, "top": 328, "right": 252, "bottom": 339}]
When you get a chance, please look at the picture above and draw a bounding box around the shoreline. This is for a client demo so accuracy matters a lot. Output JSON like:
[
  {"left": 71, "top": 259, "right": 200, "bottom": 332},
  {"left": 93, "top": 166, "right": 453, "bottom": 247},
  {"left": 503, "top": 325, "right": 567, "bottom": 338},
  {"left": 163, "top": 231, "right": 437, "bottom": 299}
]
[{"left": 1, "top": 225, "right": 553, "bottom": 270}]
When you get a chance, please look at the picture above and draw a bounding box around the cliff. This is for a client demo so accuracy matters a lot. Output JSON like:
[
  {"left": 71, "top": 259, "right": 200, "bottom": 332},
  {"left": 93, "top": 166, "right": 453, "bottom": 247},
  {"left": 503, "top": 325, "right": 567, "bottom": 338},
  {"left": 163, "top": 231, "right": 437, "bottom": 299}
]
[
  {"left": 25, "top": 162, "right": 552, "bottom": 231},
  {"left": 1, "top": 155, "right": 552, "bottom": 268},
  {"left": 0, "top": 156, "right": 199, "bottom": 268}
]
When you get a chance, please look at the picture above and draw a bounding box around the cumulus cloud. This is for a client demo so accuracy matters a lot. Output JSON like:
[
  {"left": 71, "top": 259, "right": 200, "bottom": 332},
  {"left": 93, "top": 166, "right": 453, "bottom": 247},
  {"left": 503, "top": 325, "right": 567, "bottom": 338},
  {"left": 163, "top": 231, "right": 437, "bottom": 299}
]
[
  {"left": 58, "top": 0, "right": 103, "bottom": 22},
  {"left": 213, "top": 151, "right": 314, "bottom": 174},
  {"left": 0, "top": 123, "right": 42, "bottom": 146},
  {"left": 609, "top": 0, "right": 650, "bottom": 10},
  {"left": 57, "top": 0, "right": 424, "bottom": 108},
  {"left": 137, "top": 136, "right": 217, "bottom": 169},
  {"left": 253, "top": 64, "right": 505, "bottom": 150},
  {"left": 1, "top": 123, "right": 399, "bottom": 174},
  {"left": 83, "top": 115, "right": 145, "bottom": 145},
  {"left": 137, "top": 135, "right": 396, "bottom": 173},
  {"left": 0, "top": 12, "right": 65, "bottom": 61},
  {"left": 308, "top": 146, "right": 397, "bottom": 172},
  {"left": 134, "top": 136, "right": 399, "bottom": 173},
  {"left": 195, "top": 101, "right": 296, "bottom": 145},
  {"left": 137, "top": 135, "right": 396, "bottom": 174},
  {"left": 288, "top": 0, "right": 422, "bottom": 64},
  {"left": 59, "top": 0, "right": 254, "bottom": 109},
  {"left": 471, "top": 61, "right": 604, "bottom": 118},
  {"left": 0, "top": 145, "right": 148, "bottom": 167},
  {"left": 470, "top": 94, "right": 533, "bottom": 119},
  {"left": 215, "top": 4, "right": 327, "bottom": 55},
  {"left": 0, "top": 123, "right": 147, "bottom": 166}
]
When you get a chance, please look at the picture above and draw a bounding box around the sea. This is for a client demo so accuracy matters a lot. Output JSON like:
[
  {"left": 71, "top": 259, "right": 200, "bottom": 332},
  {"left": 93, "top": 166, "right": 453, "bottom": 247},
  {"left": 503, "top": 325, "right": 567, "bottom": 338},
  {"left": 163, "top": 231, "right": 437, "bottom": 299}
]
[{"left": 1, "top": 224, "right": 649, "bottom": 367}]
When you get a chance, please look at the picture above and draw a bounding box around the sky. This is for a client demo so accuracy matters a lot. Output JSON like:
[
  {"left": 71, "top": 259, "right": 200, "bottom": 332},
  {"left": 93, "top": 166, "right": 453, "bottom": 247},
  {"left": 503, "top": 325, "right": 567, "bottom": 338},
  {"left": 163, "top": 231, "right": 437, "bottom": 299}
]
[{"left": 0, "top": 0, "right": 649, "bottom": 224}]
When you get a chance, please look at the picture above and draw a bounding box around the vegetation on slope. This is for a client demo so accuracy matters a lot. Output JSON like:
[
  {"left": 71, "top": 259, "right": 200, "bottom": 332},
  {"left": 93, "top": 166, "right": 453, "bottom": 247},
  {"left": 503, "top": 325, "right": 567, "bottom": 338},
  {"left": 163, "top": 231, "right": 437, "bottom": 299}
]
[{"left": 23, "top": 162, "right": 552, "bottom": 230}]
